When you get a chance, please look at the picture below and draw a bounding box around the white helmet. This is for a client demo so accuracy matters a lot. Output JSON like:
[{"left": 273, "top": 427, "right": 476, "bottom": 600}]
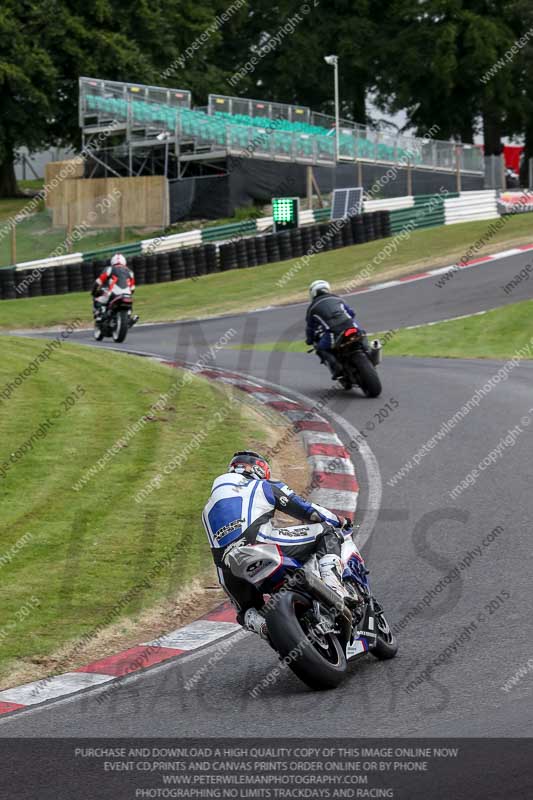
[
  {"left": 309, "top": 279, "right": 331, "bottom": 300},
  {"left": 111, "top": 253, "right": 127, "bottom": 268}
]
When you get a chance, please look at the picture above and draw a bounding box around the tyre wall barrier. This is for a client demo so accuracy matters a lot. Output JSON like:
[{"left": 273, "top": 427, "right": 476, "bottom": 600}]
[{"left": 1, "top": 211, "right": 392, "bottom": 301}]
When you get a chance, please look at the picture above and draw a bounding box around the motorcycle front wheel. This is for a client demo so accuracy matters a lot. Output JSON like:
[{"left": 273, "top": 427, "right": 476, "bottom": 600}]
[
  {"left": 371, "top": 606, "right": 398, "bottom": 660},
  {"left": 112, "top": 310, "right": 129, "bottom": 343},
  {"left": 265, "top": 590, "right": 347, "bottom": 690}
]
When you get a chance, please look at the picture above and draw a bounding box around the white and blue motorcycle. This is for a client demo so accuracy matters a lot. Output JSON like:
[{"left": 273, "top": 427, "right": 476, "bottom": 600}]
[{"left": 227, "top": 516, "right": 397, "bottom": 690}]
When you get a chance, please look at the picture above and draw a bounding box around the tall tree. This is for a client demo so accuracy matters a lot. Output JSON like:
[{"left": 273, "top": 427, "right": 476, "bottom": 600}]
[
  {"left": 0, "top": 0, "right": 244, "bottom": 197},
  {"left": 373, "top": 0, "right": 521, "bottom": 150},
  {"left": 219, "top": 0, "right": 386, "bottom": 124}
]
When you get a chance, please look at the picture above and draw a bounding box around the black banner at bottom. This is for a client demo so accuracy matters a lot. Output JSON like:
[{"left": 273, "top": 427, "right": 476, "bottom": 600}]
[{"left": 0, "top": 738, "right": 531, "bottom": 800}]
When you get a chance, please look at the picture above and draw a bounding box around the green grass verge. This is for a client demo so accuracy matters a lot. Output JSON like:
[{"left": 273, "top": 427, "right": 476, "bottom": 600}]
[
  {"left": 0, "top": 337, "right": 267, "bottom": 682},
  {"left": 0, "top": 209, "right": 151, "bottom": 268},
  {"left": 1, "top": 214, "right": 533, "bottom": 330},
  {"left": 381, "top": 298, "right": 533, "bottom": 360},
  {"left": 230, "top": 299, "right": 533, "bottom": 360}
]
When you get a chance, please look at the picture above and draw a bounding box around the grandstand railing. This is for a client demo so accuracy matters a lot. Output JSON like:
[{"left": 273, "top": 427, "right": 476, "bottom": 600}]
[
  {"left": 79, "top": 79, "right": 483, "bottom": 173},
  {"left": 79, "top": 77, "right": 191, "bottom": 128},
  {"left": 208, "top": 93, "right": 484, "bottom": 174},
  {"left": 208, "top": 94, "right": 311, "bottom": 123}
]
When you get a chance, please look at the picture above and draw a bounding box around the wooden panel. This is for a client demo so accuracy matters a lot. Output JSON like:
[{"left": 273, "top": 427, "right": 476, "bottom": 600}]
[
  {"left": 44, "top": 159, "right": 84, "bottom": 209},
  {"left": 50, "top": 176, "right": 169, "bottom": 229}
]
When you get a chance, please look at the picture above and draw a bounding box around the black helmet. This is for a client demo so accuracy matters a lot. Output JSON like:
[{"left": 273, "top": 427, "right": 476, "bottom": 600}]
[{"left": 228, "top": 450, "right": 271, "bottom": 480}]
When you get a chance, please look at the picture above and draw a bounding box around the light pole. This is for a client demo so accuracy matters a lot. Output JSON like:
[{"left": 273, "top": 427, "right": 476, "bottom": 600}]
[{"left": 324, "top": 55, "right": 340, "bottom": 161}]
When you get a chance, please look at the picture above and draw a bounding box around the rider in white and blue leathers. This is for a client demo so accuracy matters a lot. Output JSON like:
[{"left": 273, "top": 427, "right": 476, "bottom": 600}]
[{"left": 202, "top": 450, "right": 348, "bottom": 638}]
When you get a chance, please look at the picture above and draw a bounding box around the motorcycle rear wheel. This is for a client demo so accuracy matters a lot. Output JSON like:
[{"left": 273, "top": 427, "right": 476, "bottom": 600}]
[
  {"left": 265, "top": 591, "right": 347, "bottom": 690},
  {"left": 352, "top": 352, "right": 382, "bottom": 398},
  {"left": 112, "top": 310, "right": 129, "bottom": 343}
]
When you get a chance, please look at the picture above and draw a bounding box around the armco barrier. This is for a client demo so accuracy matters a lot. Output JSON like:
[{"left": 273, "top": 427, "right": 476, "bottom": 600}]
[
  {"left": 201, "top": 219, "right": 257, "bottom": 243},
  {"left": 389, "top": 191, "right": 457, "bottom": 234},
  {"left": 444, "top": 190, "right": 498, "bottom": 224},
  {"left": 0, "top": 190, "right": 502, "bottom": 301},
  {"left": 0, "top": 212, "right": 391, "bottom": 301}
]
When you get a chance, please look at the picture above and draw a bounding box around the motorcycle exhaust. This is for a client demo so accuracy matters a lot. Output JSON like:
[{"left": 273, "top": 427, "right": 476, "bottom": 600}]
[
  {"left": 369, "top": 339, "right": 382, "bottom": 366},
  {"left": 295, "top": 568, "right": 346, "bottom": 613}
]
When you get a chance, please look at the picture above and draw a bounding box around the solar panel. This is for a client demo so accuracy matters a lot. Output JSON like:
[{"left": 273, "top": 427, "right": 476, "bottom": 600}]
[{"left": 330, "top": 187, "right": 363, "bottom": 220}]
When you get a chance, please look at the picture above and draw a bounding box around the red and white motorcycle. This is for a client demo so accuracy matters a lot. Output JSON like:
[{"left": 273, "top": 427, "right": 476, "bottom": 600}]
[{"left": 94, "top": 285, "right": 138, "bottom": 343}]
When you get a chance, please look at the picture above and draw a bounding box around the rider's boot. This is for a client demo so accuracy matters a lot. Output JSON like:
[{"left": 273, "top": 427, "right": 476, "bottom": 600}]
[
  {"left": 318, "top": 554, "right": 349, "bottom": 600},
  {"left": 322, "top": 351, "right": 342, "bottom": 380},
  {"left": 243, "top": 608, "right": 268, "bottom": 640}
]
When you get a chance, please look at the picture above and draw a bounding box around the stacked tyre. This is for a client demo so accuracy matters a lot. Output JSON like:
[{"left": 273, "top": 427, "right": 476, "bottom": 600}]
[
  {"left": 319, "top": 223, "right": 333, "bottom": 251},
  {"left": 277, "top": 231, "right": 292, "bottom": 261},
  {"left": 290, "top": 228, "right": 304, "bottom": 258},
  {"left": 300, "top": 226, "right": 313, "bottom": 255},
  {"left": 331, "top": 223, "right": 344, "bottom": 250},
  {"left": 81, "top": 262, "right": 95, "bottom": 291},
  {"left": 351, "top": 215, "right": 366, "bottom": 244},
  {"left": 219, "top": 242, "right": 238, "bottom": 271},
  {"left": 41, "top": 267, "right": 57, "bottom": 296},
  {"left": 169, "top": 250, "right": 186, "bottom": 280},
  {"left": 183, "top": 247, "right": 196, "bottom": 279},
  {"left": 144, "top": 254, "right": 158, "bottom": 284},
  {"left": 265, "top": 234, "right": 280, "bottom": 263},
  {"left": 132, "top": 255, "right": 147, "bottom": 286},
  {"left": 29, "top": 270, "right": 43, "bottom": 298},
  {"left": 67, "top": 263, "right": 83, "bottom": 294},
  {"left": 245, "top": 238, "right": 258, "bottom": 268},
  {"left": 363, "top": 213, "right": 376, "bottom": 242},
  {"left": 14, "top": 269, "right": 30, "bottom": 299},
  {"left": 377, "top": 210, "right": 391, "bottom": 238},
  {"left": 341, "top": 220, "right": 354, "bottom": 247},
  {"left": 204, "top": 244, "right": 219, "bottom": 274},
  {"left": 236, "top": 238, "right": 248, "bottom": 268},
  {"left": 156, "top": 253, "right": 171, "bottom": 283},
  {"left": 195, "top": 246, "right": 207, "bottom": 276},
  {"left": 255, "top": 236, "right": 268, "bottom": 266},
  {"left": 369, "top": 211, "right": 382, "bottom": 239}
]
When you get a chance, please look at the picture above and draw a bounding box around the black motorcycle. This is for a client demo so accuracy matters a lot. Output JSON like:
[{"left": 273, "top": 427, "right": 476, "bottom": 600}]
[
  {"left": 94, "top": 286, "right": 138, "bottom": 343},
  {"left": 331, "top": 327, "right": 382, "bottom": 396}
]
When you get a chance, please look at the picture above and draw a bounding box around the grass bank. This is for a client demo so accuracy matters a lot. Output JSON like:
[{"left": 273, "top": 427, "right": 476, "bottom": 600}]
[
  {"left": 1, "top": 215, "right": 533, "bottom": 330},
  {"left": 230, "top": 299, "right": 533, "bottom": 361},
  {"left": 0, "top": 338, "right": 274, "bottom": 686}
]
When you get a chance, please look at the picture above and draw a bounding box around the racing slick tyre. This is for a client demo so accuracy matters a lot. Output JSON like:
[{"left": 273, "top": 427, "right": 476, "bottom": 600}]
[
  {"left": 112, "top": 310, "right": 129, "bottom": 343},
  {"left": 371, "top": 606, "right": 398, "bottom": 660},
  {"left": 265, "top": 590, "right": 347, "bottom": 691},
  {"left": 352, "top": 352, "right": 382, "bottom": 398}
]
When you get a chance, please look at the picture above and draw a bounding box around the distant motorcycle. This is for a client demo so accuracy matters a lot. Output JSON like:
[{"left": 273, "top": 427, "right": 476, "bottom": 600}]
[
  {"left": 330, "top": 327, "right": 382, "bottom": 396},
  {"left": 94, "top": 285, "right": 138, "bottom": 343},
  {"left": 226, "top": 515, "right": 397, "bottom": 691}
]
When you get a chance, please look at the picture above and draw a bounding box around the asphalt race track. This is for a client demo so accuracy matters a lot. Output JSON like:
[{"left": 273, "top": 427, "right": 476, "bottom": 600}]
[{"left": 2, "top": 247, "right": 533, "bottom": 737}]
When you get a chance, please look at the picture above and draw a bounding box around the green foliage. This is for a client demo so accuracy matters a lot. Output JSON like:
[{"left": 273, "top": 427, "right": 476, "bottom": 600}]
[{"left": 4, "top": 1, "right": 533, "bottom": 195}]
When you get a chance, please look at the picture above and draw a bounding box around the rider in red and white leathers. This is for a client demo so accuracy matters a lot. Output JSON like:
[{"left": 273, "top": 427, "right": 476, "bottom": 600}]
[
  {"left": 92, "top": 253, "right": 135, "bottom": 320},
  {"left": 201, "top": 450, "right": 357, "bottom": 639}
]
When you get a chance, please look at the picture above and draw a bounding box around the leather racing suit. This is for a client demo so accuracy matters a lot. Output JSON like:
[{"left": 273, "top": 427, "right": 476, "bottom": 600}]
[{"left": 202, "top": 472, "right": 345, "bottom": 617}]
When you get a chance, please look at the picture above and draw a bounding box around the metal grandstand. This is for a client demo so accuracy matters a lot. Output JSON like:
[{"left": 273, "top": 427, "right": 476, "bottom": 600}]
[{"left": 79, "top": 77, "right": 484, "bottom": 178}]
